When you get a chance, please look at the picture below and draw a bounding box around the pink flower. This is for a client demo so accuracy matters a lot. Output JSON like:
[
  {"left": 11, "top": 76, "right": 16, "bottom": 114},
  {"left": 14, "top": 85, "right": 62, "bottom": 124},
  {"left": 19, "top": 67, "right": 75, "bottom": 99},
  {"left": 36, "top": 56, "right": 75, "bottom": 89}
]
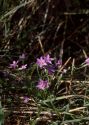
[
  {"left": 36, "top": 54, "right": 54, "bottom": 68},
  {"left": 18, "top": 64, "right": 27, "bottom": 70},
  {"left": 85, "top": 58, "right": 89, "bottom": 65},
  {"left": 36, "top": 79, "right": 49, "bottom": 90},
  {"left": 56, "top": 59, "right": 62, "bottom": 66},
  {"left": 9, "top": 61, "right": 18, "bottom": 69},
  {"left": 23, "top": 96, "right": 29, "bottom": 103},
  {"left": 44, "top": 54, "right": 54, "bottom": 64},
  {"left": 19, "top": 53, "right": 25, "bottom": 60},
  {"left": 36, "top": 57, "right": 47, "bottom": 68}
]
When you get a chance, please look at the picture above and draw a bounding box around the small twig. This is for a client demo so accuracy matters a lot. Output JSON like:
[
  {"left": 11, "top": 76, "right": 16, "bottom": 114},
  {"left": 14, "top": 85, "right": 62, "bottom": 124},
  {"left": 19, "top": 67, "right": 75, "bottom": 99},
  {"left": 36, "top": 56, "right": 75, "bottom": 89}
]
[
  {"left": 0, "top": 0, "right": 34, "bottom": 21},
  {"left": 59, "top": 57, "right": 71, "bottom": 72},
  {"left": 69, "top": 107, "right": 86, "bottom": 113},
  {"left": 53, "top": 22, "right": 64, "bottom": 40},
  {"left": 37, "top": 35, "right": 45, "bottom": 54},
  {"left": 59, "top": 80, "right": 89, "bottom": 84},
  {"left": 43, "top": 0, "right": 51, "bottom": 27}
]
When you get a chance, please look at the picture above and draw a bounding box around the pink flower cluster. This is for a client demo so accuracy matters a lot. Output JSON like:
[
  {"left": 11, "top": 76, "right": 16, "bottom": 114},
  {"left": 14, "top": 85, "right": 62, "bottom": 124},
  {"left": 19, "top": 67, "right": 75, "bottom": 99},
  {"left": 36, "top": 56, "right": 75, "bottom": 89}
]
[
  {"left": 9, "top": 53, "right": 27, "bottom": 70},
  {"left": 36, "top": 54, "right": 54, "bottom": 68},
  {"left": 36, "top": 54, "right": 62, "bottom": 90},
  {"left": 36, "top": 54, "right": 62, "bottom": 74}
]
